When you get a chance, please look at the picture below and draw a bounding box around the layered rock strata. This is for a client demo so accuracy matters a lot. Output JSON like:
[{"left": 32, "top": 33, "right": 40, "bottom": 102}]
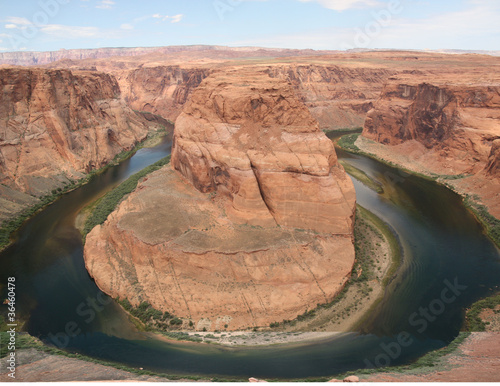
[
  {"left": 361, "top": 77, "right": 500, "bottom": 216},
  {"left": 84, "top": 70, "right": 356, "bottom": 330},
  {"left": 0, "top": 67, "right": 160, "bottom": 224},
  {"left": 0, "top": 68, "right": 158, "bottom": 193}
]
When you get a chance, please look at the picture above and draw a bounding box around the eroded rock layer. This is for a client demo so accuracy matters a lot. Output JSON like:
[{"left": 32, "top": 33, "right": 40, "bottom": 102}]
[
  {"left": 172, "top": 70, "right": 356, "bottom": 234},
  {"left": 0, "top": 67, "right": 157, "bottom": 196},
  {"left": 363, "top": 80, "right": 500, "bottom": 173},
  {"left": 84, "top": 70, "right": 356, "bottom": 330},
  {"left": 361, "top": 76, "right": 500, "bottom": 216}
]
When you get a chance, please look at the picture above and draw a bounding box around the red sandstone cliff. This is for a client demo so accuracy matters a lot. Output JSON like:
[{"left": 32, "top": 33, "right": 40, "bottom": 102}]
[
  {"left": 0, "top": 67, "right": 160, "bottom": 222},
  {"left": 114, "top": 64, "right": 397, "bottom": 131},
  {"left": 266, "top": 65, "right": 396, "bottom": 131},
  {"left": 117, "top": 66, "right": 211, "bottom": 121},
  {"left": 84, "top": 70, "right": 356, "bottom": 330},
  {"left": 360, "top": 76, "right": 500, "bottom": 216},
  {"left": 363, "top": 79, "right": 500, "bottom": 174},
  {"left": 172, "top": 69, "right": 356, "bottom": 234}
]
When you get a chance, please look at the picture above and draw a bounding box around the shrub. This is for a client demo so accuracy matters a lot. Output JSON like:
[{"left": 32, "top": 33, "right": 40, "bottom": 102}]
[
  {"left": 82, "top": 156, "right": 171, "bottom": 240},
  {"left": 170, "top": 318, "right": 183, "bottom": 326}
]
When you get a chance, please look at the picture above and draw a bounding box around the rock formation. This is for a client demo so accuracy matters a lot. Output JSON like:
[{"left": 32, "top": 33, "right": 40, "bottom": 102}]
[
  {"left": 361, "top": 75, "right": 500, "bottom": 216},
  {"left": 114, "top": 64, "right": 396, "bottom": 132},
  {"left": 363, "top": 78, "right": 500, "bottom": 173},
  {"left": 118, "top": 66, "right": 211, "bottom": 121},
  {"left": 0, "top": 67, "right": 161, "bottom": 223},
  {"left": 172, "top": 69, "right": 356, "bottom": 233},
  {"left": 266, "top": 65, "right": 396, "bottom": 131},
  {"left": 486, "top": 139, "right": 500, "bottom": 177},
  {"left": 0, "top": 45, "right": 318, "bottom": 67},
  {"left": 84, "top": 70, "right": 356, "bottom": 330}
]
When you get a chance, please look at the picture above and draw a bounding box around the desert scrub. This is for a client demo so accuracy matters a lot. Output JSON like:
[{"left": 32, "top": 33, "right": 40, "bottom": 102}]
[
  {"left": 115, "top": 298, "right": 190, "bottom": 332},
  {"left": 465, "top": 293, "right": 500, "bottom": 332},
  {"left": 82, "top": 156, "right": 171, "bottom": 240},
  {"left": 323, "top": 127, "right": 363, "bottom": 135}
]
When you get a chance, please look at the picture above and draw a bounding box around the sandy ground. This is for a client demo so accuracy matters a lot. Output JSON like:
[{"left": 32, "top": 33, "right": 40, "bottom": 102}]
[
  {"left": 362, "top": 332, "right": 500, "bottom": 382},
  {"left": 480, "top": 305, "right": 500, "bottom": 332}
]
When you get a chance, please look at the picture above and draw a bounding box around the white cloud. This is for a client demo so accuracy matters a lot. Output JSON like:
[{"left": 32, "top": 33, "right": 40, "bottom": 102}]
[
  {"left": 231, "top": 0, "right": 500, "bottom": 50},
  {"left": 40, "top": 24, "right": 102, "bottom": 38},
  {"left": 3, "top": 17, "right": 33, "bottom": 30},
  {"left": 120, "top": 23, "right": 134, "bottom": 30},
  {"left": 152, "top": 13, "right": 184, "bottom": 23},
  {"left": 96, "top": 0, "right": 115, "bottom": 9},
  {"left": 170, "top": 14, "right": 184, "bottom": 23},
  {"left": 4, "top": 17, "right": 32, "bottom": 26},
  {"left": 298, "top": 0, "right": 380, "bottom": 11}
]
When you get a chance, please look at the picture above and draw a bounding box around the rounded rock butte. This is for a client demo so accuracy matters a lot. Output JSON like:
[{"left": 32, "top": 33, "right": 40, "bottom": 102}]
[{"left": 84, "top": 69, "right": 356, "bottom": 331}]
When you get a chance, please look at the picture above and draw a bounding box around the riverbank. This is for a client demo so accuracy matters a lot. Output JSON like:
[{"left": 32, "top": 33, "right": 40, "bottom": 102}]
[
  {"left": 0, "top": 127, "right": 170, "bottom": 253},
  {"left": 4, "top": 332, "right": 499, "bottom": 382},
  {"left": 110, "top": 204, "right": 401, "bottom": 347},
  {"left": 0, "top": 333, "right": 214, "bottom": 382},
  {"left": 337, "top": 133, "right": 500, "bottom": 249},
  {"left": 361, "top": 332, "right": 500, "bottom": 382}
]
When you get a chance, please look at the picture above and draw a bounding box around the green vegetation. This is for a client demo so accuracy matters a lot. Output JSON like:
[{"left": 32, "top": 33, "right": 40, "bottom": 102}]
[
  {"left": 464, "top": 195, "right": 500, "bottom": 248},
  {"left": 0, "top": 332, "right": 40, "bottom": 359},
  {"left": 465, "top": 293, "right": 500, "bottom": 332},
  {"left": 270, "top": 205, "right": 401, "bottom": 328},
  {"left": 323, "top": 127, "right": 363, "bottom": 135},
  {"left": 82, "top": 155, "right": 171, "bottom": 240},
  {"left": 357, "top": 205, "right": 401, "bottom": 287},
  {"left": 336, "top": 133, "right": 361, "bottom": 152},
  {"left": 340, "top": 160, "right": 384, "bottom": 194},
  {"left": 0, "top": 128, "right": 169, "bottom": 252},
  {"left": 115, "top": 298, "right": 189, "bottom": 332}
]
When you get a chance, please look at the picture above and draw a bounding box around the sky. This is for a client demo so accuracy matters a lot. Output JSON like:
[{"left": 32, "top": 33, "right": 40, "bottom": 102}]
[{"left": 0, "top": 0, "right": 499, "bottom": 53}]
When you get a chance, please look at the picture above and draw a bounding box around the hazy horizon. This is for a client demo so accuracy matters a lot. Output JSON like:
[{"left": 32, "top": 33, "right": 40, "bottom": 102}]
[{"left": 1, "top": 0, "right": 499, "bottom": 54}]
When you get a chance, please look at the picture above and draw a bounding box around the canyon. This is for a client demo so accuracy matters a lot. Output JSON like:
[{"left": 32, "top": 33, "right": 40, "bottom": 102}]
[
  {"left": 361, "top": 73, "right": 500, "bottom": 217},
  {"left": 1, "top": 46, "right": 500, "bottom": 329},
  {"left": 0, "top": 67, "right": 163, "bottom": 224},
  {"left": 83, "top": 70, "right": 356, "bottom": 330},
  {"left": 1, "top": 46, "right": 500, "bottom": 381}
]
